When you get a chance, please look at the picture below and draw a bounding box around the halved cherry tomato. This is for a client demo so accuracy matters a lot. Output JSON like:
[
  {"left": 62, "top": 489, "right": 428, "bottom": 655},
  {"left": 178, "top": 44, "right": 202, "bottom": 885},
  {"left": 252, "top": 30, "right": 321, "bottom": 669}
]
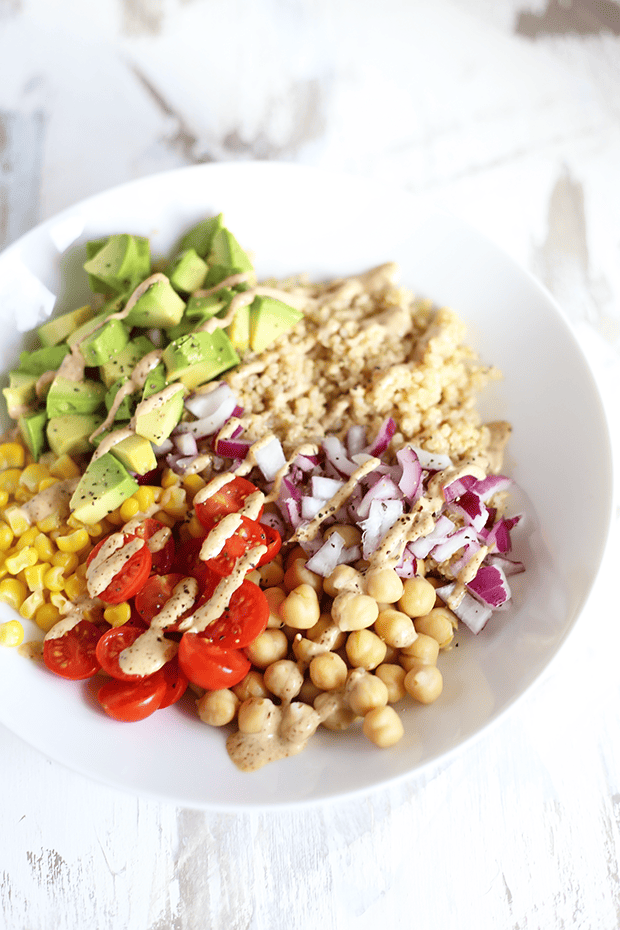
[
  {"left": 134, "top": 573, "right": 185, "bottom": 625},
  {"left": 96, "top": 623, "right": 147, "bottom": 681},
  {"left": 133, "top": 518, "right": 175, "bottom": 574},
  {"left": 194, "top": 475, "right": 263, "bottom": 529},
  {"left": 158, "top": 656, "right": 189, "bottom": 709},
  {"left": 196, "top": 577, "right": 270, "bottom": 649},
  {"left": 43, "top": 619, "right": 102, "bottom": 680},
  {"left": 203, "top": 517, "right": 268, "bottom": 577},
  {"left": 87, "top": 532, "right": 152, "bottom": 604},
  {"left": 256, "top": 523, "right": 282, "bottom": 567},
  {"left": 97, "top": 671, "right": 167, "bottom": 722},
  {"left": 178, "top": 635, "right": 250, "bottom": 690}
]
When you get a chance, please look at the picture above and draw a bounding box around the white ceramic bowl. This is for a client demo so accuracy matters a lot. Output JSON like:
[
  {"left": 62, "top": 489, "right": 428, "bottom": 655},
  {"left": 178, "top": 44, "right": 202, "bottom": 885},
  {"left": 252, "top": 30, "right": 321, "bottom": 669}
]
[{"left": 0, "top": 163, "right": 613, "bottom": 809}]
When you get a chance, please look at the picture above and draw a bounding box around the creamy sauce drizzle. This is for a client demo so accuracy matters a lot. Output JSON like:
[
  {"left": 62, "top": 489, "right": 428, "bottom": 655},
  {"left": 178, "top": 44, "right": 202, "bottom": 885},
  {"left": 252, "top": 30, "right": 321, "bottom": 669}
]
[
  {"left": 85, "top": 532, "right": 146, "bottom": 597},
  {"left": 21, "top": 477, "right": 79, "bottom": 525},
  {"left": 292, "top": 457, "right": 381, "bottom": 543}
]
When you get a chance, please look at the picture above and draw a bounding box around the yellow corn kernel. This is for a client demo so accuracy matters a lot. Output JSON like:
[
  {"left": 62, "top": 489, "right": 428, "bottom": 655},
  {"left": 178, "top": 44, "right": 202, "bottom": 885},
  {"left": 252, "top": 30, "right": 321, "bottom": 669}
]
[
  {"left": 14, "top": 486, "right": 32, "bottom": 503},
  {"left": 38, "top": 476, "right": 59, "bottom": 493},
  {"left": 161, "top": 468, "right": 180, "bottom": 489},
  {"left": 153, "top": 510, "right": 175, "bottom": 528},
  {"left": 64, "top": 572, "right": 87, "bottom": 601},
  {"left": 56, "top": 528, "right": 90, "bottom": 553},
  {"left": 4, "top": 506, "right": 30, "bottom": 537},
  {"left": 49, "top": 454, "right": 81, "bottom": 480},
  {"left": 0, "top": 469, "right": 22, "bottom": 494},
  {"left": 160, "top": 486, "right": 187, "bottom": 519},
  {"left": 0, "top": 577, "right": 28, "bottom": 610},
  {"left": 34, "top": 602, "right": 62, "bottom": 633},
  {"left": 50, "top": 591, "right": 69, "bottom": 611},
  {"left": 0, "top": 619, "right": 25, "bottom": 647},
  {"left": 19, "top": 463, "right": 51, "bottom": 493},
  {"left": 33, "top": 532, "right": 56, "bottom": 562},
  {"left": 187, "top": 514, "right": 206, "bottom": 538},
  {"left": 181, "top": 473, "right": 205, "bottom": 500},
  {"left": 119, "top": 497, "right": 140, "bottom": 522},
  {"left": 0, "top": 524, "right": 14, "bottom": 551},
  {"left": 15, "top": 526, "right": 39, "bottom": 550},
  {"left": 74, "top": 561, "right": 88, "bottom": 582},
  {"left": 105, "top": 507, "right": 125, "bottom": 526},
  {"left": 51, "top": 550, "right": 79, "bottom": 574},
  {"left": 0, "top": 489, "right": 8, "bottom": 509},
  {"left": 24, "top": 562, "right": 52, "bottom": 592},
  {"left": 103, "top": 601, "right": 132, "bottom": 627},
  {"left": 44, "top": 565, "right": 66, "bottom": 593},
  {"left": 135, "top": 485, "right": 159, "bottom": 512},
  {"left": 0, "top": 442, "right": 26, "bottom": 470},
  {"left": 5, "top": 547, "right": 38, "bottom": 575},
  {"left": 36, "top": 512, "right": 61, "bottom": 533},
  {"left": 19, "top": 589, "right": 45, "bottom": 620}
]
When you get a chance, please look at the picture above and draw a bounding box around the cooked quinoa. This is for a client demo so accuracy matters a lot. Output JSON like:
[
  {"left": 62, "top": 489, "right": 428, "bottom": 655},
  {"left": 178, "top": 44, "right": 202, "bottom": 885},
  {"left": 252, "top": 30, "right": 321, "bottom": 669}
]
[{"left": 225, "top": 263, "right": 503, "bottom": 462}]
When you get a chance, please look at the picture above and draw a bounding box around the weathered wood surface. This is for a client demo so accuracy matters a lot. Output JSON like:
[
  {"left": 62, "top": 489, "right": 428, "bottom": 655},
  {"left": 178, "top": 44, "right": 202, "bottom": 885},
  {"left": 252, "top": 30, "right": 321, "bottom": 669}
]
[{"left": 1, "top": 2, "right": 620, "bottom": 927}]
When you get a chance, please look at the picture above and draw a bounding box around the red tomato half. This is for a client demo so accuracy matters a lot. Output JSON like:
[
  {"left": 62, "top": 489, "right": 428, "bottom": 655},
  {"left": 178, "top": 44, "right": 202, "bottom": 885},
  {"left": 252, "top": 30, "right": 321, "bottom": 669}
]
[
  {"left": 194, "top": 475, "right": 262, "bottom": 529},
  {"left": 133, "top": 518, "right": 175, "bottom": 574},
  {"left": 97, "top": 672, "right": 167, "bottom": 722},
  {"left": 134, "top": 573, "right": 185, "bottom": 625},
  {"left": 87, "top": 532, "right": 152, "bottom": 604},
  {"left": 256, "top": 523, "right": 282, "bottom": 567},
  {"left": 158, "top": 656, "right": 189, "bottom": 709},
  {"left": 96, "top": 624, "right": 147, "bottom": 682},
  {"left": 196, "top": 578, "right": 270, "bottom": 649},
  {"left": 178, "top": 635, "right": 250, "bottom": 690},
  {"left": 43, "top": 620, "right": 102, "bottom": 680},
  {"left": 202, "top": 517, "right": 268, "bottom": 578}
]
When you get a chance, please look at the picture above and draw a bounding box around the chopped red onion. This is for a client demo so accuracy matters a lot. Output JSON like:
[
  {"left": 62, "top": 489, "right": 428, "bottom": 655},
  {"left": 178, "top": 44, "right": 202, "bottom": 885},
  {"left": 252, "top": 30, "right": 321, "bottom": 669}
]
[
  {"left": 174, "top": 433, "right": 198, "bottom": 457},
  {"left": 301, "top": 496, "right": 326, "bottom": 520},
  {"left": 448, "top": 489, "right": 489, "bottom": 533},
  {"left": 253, "top": 436, "right": 286, "bottom": 481},
  {"left": 311, "top": 475, "right": 345, "bottom": 500},
  {"left": 215, "top": 437, "right": 252, "bottom": 459},
  {"left": 396, "top": 446, "right": 422, "bottom": 502},
  {"left": 431, "top": 526, "right": 478, "bottom": 563},
  {"left": 366, "top": 417, "right": 397, "bottom": 456},
  {"left": 322, "top": 435, "right": 359, "bottom": 476},
  {"left": 305, "top": 533, "right": 346, "bottom": 576},
  {"left": 357, "top": 475, "right": 402, "bottom": 520},
  {"left": 467, "top": 563, "right": 511, "bottom": 608},
  {"left": 436, "top": 582, "right": 493, "bottom": 634},
  {"left": 411, "top": 446, "right": 452, "bottom": 471},
  {"left": 409, "top": 515, "right": 456, "bottom": 559},
  {"left": 360, "top": 498, "right": 404, "bottom": 560}
]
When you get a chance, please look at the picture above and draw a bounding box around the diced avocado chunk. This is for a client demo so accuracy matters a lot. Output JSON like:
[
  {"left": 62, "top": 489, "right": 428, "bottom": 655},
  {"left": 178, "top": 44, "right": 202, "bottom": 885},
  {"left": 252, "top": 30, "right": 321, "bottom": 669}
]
[
  {"left": 83, "top": 234, "right": 151, "bottom": 295},
  {"left": 109, "top": 433, "right": 157, "bottom": 475},
  {"left": 141, "top": 362, "right": 167, "bottom": 400},
  {"left": 46, "top": 377, "right": 105, "bottom": 418},
  {"left": 3, "top": 371, "right": 38, "bottom": 418},
  {"left": 179, "top": 213, "right": 224, "bottom": 258},
  {"left": 99, "top": 335, "right": 156, "bottom": 388},
  {"left": 227, "top": 303, "right": 251, "bottom": 353},
  {"left": 168, "top": 248, "right": 208, "bottom": 294},
  {"left": 167, "top": 294, "right": 225, "bottom": 341},
  {"left": 208, "top": 228, "right": 254, "bottom": 275},
  {"left": 47, "top": 414, "right": 103, "bottom": 457},
  {"left": 123, "top": 278, "right": 186, "bottom": 330},
  {"left": 162, "top": 329, "right": 240, "bottom": 390},
  {"left": 249, "top": 296, "right": 303, "bottom": 353},
  {"left": 38, "top": 304, "right": 95, "bottom": 347},
  {"left": 66, "top": 311, "right": 109, "bottom": 350},
  {"left": 134, "top": 384, "right": 185, "bottom": 445},
  {"left": 105, "top": 378, "right": 137, "bottom": 422},
  {"left": 79, "top": 319, "right": 130, "bottom": 367},
  {"left": 203, "top": 264, "right": 249, "bottom": 289},
  {"left": 18, "top": 410, "right": 48, "bottom": 460},
  {"left": 18, "top": 344, "right": 70, "bottom": 377},
  {"left": 70, "top": 452, "right": 139, "bottom": 524}
]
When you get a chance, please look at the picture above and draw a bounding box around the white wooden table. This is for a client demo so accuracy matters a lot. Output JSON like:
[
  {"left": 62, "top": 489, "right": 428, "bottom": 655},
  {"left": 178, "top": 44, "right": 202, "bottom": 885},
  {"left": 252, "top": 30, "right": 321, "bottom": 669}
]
[{"left": 2, "top": 2, "right": 620, "bottom": 927}]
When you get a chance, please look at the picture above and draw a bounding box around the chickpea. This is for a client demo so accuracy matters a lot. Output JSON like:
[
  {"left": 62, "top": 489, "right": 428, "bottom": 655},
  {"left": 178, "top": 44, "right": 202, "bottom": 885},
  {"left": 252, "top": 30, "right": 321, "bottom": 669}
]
[
  {"left": 400, "top": 632, "right": 440, "bottom": 665},
  {"left": 324, "top": 524, "right": 362, "bottom": 548},
  {"left": 233, "top": 670, "right": 269, "bottom": 702},
  {"left": 345, "top": 629, "right": 387, "bottom": 670},
  {"left": 292, "top": 635, "right": 326, "bottom": 666},
  {"left": 375, "top": 663, "right": 407, "bottom": 703},
  {"left": 264, "top": 587, "right": 286, "bottom": 628},
  {"left": 363, "top": 705, "right": 404, "bottom": 748},
  {"left": 347, "top": 670, "right": 389, "bottom": 716},
  {"left": 284, "top": 544, "right": 308, "bottom": 571},
  {"left": 374, "top": 608, "right": 417, "bottom": 649},
  {"left": 365, "top": 567, "right": 404, "bottom": 604},
  {"left": 197, "top": 689, "right": 239, "bottom": 727},
  {"left": 314, "top": 691, "right": 357, "bottom": 731},
  {"left": 279, "top": 583, "right": 321, "bottom": 630},
  {"left": 283, "top": 558, "right": 323, "bottom": 595},
  {"left": 397, "top": 576, "right": 437, "bottom": 618},
  {"left": 245, "top": 629, "right": 289, "bottom": 668},
  {"left": 309, "top": 651, "right": 348, "bottom": 691},
  {"left": 323, "top": 564, "right": 363, "bottom": 598},
  {"left": 256, "top": 558, "right": 285, "bottom": 589},
  {"left": 414, "top": 607, "right": 456, "bottom": 649},
  {"left": 238, "top": 697, "right": 275, "bottom": 734},
  {"left": 307, "top": 612, "right": 346, "bottom": 651},
  {"left": 332, "top": 591, "right": 379, "bottom": 632},
  {"left": 264, "top": 660, "right": 304, "bottom": 702},
  {"left": 298, "top": 677, "right": 322, "bottom": 705},
  {"left": 404, "top": 664, "right": 443, "bottom": 704}
]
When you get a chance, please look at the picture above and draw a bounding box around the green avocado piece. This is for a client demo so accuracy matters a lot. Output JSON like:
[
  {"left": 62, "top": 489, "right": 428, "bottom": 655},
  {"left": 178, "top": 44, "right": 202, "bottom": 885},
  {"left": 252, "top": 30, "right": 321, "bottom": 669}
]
[
  {"left": 66, "top": 311, "right": 110, "bottom": 350},
  {"left": 179, "top": 214, "right": 224, "bottom": 258},
  {"left": 249, "top": 296, "right": 304, "bottom": 353},
  {"left": 208, "top": 228, "right": 254, "bottom": 275},
  {"left": 105, "top": 378, "right": 138, "bottom": 422},
  {"left": 123, "top": 278, "right": 186, "bottom": 330},
  {"left": 38, "top": 304, "right": 95, "bottom": 348},
  {"left": 18, "top": 344, "right": 70, "bottom": 377},
  {"left": 110, "top": 433, "right": 157, "bottom": 475},
  {"left": 134, "top": 384, "right": 185, "bottom": 445},
  {"left": 2, "top": 371, "right": 38, "bottom": 419},
  {"left": 79, "top": 319, "right": 130, "bottom": 368},
  {"left": 162, "top": 329, "right": 240, "bottom": 390},
  {"left": 141, "top": 362, "right": 167, "bottom": 401},
  {"left": 46, "top": 413, "right": 103, "bottom": 457},
  {"left": 168, "top": 249, "right": 208, "bottom": 294},
  {"left": 46, "top": 376, "right": 105, "bottom": 418},
  {"left": 83, "top": 234, "right": 151, "bottom": 295},
  {"left": 167, "top": 295, "right": 225, "bottom": 341},
  {"left": 18, "top": 410, "right": 48, "bottom": 460},
  {"left": 70, "top": 452, "right": 139, "bottom": 524},
  {"left": 99, "top": 335, "right": 156, "bottom": 388},
  {"left": 227, "top": 303, "right": 251, "bottom": 354},
  {"left": 203, "top": 264, "right": 249, "bottom": 290}
]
